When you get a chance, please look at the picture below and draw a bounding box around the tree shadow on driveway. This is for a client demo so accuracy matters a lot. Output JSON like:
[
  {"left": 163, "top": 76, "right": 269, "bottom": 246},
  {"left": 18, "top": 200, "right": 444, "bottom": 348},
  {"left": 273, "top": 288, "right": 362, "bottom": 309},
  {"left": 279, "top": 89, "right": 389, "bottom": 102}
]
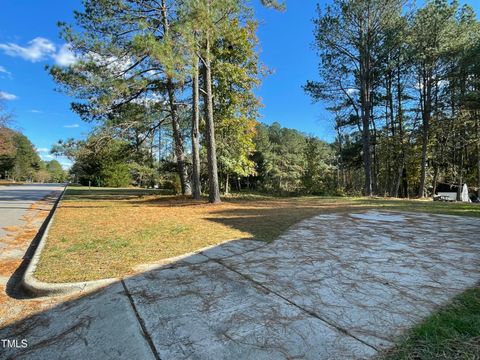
[{"left": 1, "top": 210, "right": 479, "bottom": 359}]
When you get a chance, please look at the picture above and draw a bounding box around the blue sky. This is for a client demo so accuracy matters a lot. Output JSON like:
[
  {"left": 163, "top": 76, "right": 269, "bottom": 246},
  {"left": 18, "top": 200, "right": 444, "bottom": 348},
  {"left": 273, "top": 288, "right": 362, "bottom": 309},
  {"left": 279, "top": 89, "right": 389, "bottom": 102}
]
[{"left": 1, "top": 0, "right": 480, "bottom": 168}]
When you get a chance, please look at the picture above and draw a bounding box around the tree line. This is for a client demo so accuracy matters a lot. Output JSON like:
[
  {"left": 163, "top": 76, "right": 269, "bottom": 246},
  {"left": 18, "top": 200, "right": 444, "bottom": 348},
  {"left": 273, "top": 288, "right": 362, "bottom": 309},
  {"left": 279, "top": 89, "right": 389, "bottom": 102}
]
[
  {"left": 53, "top": 121, "right": 338, "bottom": 195},
  {"left": 306, "top": 0, "right": 480, "bottom": 199},
  {"left": 0, "top": 127, "right": 67, "bottom": 183},
  {"left": 50, "top": 0, "right": 283, "bottom": 202},
  {"left": 51, "top": 0, "right": 480, "bottom": 200}
]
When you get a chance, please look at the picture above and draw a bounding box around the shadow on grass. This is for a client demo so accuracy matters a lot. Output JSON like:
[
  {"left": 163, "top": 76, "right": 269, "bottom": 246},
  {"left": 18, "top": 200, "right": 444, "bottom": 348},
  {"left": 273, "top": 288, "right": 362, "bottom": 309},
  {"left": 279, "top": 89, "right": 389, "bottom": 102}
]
[
  {"left": 204, "top": 203, "right": 374, "bottom": 242},
  {"left": 0, "top": 238, "right": 331, "bottom": 359},
  {"left": 1, "top": 217, "right": 479, "bottom": 359},
  {"left": 58, "top": 194, "right": 480, "bottom": 242},
  {"left": 63, "top": 187, "right": 174, "bottom": 201}
]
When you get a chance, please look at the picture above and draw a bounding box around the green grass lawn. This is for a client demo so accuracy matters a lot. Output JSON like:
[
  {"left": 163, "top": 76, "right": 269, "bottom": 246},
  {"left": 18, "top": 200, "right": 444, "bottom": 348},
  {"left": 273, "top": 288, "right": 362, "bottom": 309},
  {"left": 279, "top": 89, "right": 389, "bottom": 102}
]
[
  {"left": 63, "top": 186, "right": 172, "bottom": 199},
  {"left": 380, "top": 286, "right": 480, "bottom": 360},
  {"left": 357, "top": 197, "right": 480, "bottom": 218}
]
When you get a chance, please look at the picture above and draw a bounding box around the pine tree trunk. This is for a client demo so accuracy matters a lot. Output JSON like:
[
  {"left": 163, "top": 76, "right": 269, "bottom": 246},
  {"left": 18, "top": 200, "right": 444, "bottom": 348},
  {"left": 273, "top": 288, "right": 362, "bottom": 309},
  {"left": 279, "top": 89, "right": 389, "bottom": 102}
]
[
  {"left": 161, "top": 0, "right": 191, "bottom": 196},
  {"left": 431, "top": 80, "right": 441, "bottom": 198},
  {"left": 360, "top": 71, "right": 373, "bottom": 195},
  {"left": 191, "top": 55, "right": 201, "bottom": 200},
  {"left": 167, "top": 83, "right": 192, "bottom": 196},
  {"left": 402, "top": 167, "right": 409, "bottom": 198},
  {"left": 432, "top": 164, "right": 438, "bottom": 196},
  {"left": 393, "top": 64, "right": 405, "bottom": 198},
  {"left": 359, "top": 25, "right": 373, "bottom": 197},
  {"left": 203, "top": 35, "right": 221, "bottom": 204},
  {"left": 388, "top": 73, "right": 396, "bottom": 196},
  {"left": 418, "top": 71, "right": 431, "bottom": 198},
  {"left": 158, "top": 122, "right": 162, "bottom": 161},
  {"left": 371, "top": 115, "right": 378, "bottom": 194},
  {"left": 418, "top": 121, "right": 429, "bottom": 198},
  {"left": 394, "top": 162, "right": 404, "bottom": 198},
  {"left": 457, "top": 76, "right": 467, "bottom": 201},
  {"left": 477, "top": 116, "right": 480, "bottom": 198}
]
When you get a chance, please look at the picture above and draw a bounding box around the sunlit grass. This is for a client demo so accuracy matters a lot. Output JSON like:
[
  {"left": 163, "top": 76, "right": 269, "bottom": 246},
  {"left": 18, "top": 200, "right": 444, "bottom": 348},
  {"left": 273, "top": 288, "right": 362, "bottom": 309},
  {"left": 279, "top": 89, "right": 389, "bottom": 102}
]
[
  {"left": 0, "top": 180, "right": 25, "bottom": 186},
  {"left": 35, "top": 187, "right": 480, "bottom": 282}
]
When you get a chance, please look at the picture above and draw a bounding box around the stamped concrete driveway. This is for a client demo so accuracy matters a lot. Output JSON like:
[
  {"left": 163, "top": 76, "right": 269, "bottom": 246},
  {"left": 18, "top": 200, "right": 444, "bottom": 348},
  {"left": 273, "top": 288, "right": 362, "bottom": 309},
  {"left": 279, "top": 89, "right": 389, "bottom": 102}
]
[{"left": 1, "top": 210, "right": 479, "bottom": 359}]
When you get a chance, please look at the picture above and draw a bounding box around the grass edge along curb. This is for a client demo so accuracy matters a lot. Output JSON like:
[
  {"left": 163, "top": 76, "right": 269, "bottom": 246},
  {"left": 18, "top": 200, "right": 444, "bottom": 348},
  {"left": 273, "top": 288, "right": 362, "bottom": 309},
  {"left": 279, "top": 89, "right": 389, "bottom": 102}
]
[{"left": 21, "top": 185, "right": 118, "bottom": 297}]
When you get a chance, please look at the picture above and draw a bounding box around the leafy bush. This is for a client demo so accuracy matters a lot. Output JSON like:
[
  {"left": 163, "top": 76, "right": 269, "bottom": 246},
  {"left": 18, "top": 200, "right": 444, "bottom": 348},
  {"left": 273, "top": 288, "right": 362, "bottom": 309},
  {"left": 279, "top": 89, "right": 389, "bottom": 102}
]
[
  {"left": 102, "top": 163, "right": 131, "bottom": 187},
  {"left": 129, "top": 162, "right": 158, "bottom": 187},
  {"left": 162, "top": 173, "right": 182, "bottom": 194}
]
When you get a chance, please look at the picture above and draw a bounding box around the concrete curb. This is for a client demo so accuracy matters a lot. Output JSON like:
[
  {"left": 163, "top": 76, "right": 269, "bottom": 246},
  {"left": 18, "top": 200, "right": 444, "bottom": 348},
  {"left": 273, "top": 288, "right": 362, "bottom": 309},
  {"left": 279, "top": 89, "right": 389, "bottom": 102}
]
[{"left": 21, "top": 186, "right": 118, "bottom": 297}]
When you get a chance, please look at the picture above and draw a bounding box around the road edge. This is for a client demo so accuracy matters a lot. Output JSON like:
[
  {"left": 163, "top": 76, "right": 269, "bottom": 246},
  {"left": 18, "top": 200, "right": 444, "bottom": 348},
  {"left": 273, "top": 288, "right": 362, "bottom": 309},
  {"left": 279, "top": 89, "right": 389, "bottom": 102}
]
[{"left": 21, "top": 185, "right": 117, "bottom": 297}]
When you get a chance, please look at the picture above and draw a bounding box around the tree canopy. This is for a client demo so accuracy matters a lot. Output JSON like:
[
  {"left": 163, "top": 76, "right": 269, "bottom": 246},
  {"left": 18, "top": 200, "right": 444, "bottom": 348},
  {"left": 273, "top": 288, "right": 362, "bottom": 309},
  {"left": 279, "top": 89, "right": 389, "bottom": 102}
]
[
  {"left": 46, "top": 0, "right": 480, "bottom": 201},
  {"left": 307, "top": 0, "right": 480, "bottom": 199}
]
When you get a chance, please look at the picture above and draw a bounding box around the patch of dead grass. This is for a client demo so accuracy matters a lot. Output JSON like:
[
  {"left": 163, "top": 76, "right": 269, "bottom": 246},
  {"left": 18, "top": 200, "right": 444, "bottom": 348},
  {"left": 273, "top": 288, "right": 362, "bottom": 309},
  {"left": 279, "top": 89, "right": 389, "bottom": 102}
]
[{"left": 35, "top": 190, "right": 480, "bottom": 283}]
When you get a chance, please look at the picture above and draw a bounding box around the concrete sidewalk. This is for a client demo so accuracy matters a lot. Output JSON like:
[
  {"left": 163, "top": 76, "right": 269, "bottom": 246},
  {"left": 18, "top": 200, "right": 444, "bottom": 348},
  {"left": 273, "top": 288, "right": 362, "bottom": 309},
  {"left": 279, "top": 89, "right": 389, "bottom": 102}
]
[{"left": 1, "top": 210, "right": 479, "bottom": 359}]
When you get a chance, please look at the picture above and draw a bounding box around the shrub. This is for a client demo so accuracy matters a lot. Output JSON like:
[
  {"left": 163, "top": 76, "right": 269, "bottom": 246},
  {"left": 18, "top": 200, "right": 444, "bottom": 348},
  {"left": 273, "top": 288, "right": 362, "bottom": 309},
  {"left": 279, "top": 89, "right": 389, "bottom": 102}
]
[{"left": 102, "top": 163, "right": 131, "bottom": 187}]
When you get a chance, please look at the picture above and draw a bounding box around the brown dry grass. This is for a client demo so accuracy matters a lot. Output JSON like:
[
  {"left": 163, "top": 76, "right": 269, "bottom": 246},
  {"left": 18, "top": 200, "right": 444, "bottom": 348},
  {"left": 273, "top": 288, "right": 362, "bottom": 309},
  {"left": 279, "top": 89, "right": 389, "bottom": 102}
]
[
  {"left": 36, "top": 192, "right": 360, "bottom": 282},
  {"left": 0, "top": 181, "right": 24, "bottom": 186},
  {"left": 35, "top": 187, "right": 480, "bottom": 283}
]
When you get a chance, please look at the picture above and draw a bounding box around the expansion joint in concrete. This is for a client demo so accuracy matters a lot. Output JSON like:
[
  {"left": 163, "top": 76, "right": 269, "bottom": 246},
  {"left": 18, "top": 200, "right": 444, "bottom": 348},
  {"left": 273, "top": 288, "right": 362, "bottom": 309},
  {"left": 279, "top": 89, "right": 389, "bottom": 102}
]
[
  {"left": 121, "top": 279, "right": 161, "bottom": 360},
  {"left": 213, "top": 258, "right": 379, "bottom": 353}
]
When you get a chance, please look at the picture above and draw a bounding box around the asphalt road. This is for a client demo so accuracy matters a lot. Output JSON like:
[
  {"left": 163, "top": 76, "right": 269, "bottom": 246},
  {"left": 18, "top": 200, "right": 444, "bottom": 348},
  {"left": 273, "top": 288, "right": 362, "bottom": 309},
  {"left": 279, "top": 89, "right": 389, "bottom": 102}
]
[{"left": 0, "top": 184, "right": 65, "bottom": 239}]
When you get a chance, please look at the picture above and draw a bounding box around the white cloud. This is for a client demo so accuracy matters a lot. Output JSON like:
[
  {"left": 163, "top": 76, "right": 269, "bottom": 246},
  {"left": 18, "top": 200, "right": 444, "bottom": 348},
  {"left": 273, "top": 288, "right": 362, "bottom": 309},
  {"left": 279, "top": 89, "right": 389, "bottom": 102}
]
[
  {"left": 64, "top": 123, "right": 80, "bottom": 128},
  {"left": 0, "top": 91, "right": 17, "bottom": 100},
  {"left": 60, "top": 161, "right": 72, "bottom": 170},
  {"left": 0, "top": 37, "right": 55, "bottom": 62},
  {"left": 0, "top": 65, "right": 11, "bottom": 76},
  {"left": 30, "top": 109, "right": 42, "bottom": 113},
  {"left": 346, "top": 88, "right": 359, "bottom": 96},
  {"left": 36, "top": 147, "right": 49, "bottom": 153},
  {"left": 52, "top": 44, "right": 78, "bottom": 66},
  {"left": 0, "top": 38, "right": 78, "bottom": 66},
  {"left": 87, "top": 53, "right": 133, "bottom": 76},
  {"left": 132, "top": 93, "right": 167, "bottom": 106}
]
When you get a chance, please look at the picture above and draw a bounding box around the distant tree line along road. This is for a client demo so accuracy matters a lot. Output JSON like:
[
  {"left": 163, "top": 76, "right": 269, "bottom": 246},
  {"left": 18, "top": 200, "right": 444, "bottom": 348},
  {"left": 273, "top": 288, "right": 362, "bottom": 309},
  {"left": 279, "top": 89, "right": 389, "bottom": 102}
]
[{"left": 0, "top": 127, "right": 67, "bottom": 183}]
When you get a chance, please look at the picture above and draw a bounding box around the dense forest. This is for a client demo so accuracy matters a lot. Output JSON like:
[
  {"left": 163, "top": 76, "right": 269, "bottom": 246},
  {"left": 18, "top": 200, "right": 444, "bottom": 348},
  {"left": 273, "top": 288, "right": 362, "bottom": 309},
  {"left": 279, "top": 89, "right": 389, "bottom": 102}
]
[
  {"left": 306, "top": 0, "right": 480, "bottom": 199},
  {"left": 0, "top": 126, "right": 67, "bottom": 183},
  {"left": 54, "top": 121, "right": 336, "bottom": 194},
  {"left": 44, "top": 0, "right": 480, "bottom": 201}
]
